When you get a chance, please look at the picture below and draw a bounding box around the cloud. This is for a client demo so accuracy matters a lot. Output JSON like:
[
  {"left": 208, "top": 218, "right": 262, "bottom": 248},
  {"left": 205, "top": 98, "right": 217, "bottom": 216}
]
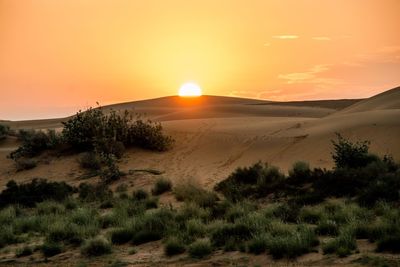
[
  {"left": 272, "top": 35, "right": 299, "bottom": 40},
  {"left": 312, "top": 37, "right": 331, "bottom": 41},
  {"left": 263, "top": 42, "right": 271, "bottom": 46},
  {"left": 278, "top": 64, "right": 335, "bottom": 85}
]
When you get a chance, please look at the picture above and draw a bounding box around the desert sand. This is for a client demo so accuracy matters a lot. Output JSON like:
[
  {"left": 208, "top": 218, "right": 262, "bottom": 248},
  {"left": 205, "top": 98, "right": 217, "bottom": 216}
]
[{"left": 1, "top": 87, "right": 399, "bottom": 190}]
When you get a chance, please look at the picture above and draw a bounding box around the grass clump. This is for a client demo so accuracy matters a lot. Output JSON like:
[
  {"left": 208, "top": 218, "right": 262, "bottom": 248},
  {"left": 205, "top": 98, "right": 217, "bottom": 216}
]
[
  {"left": 174, "top": 184, "right": 218, "bottom": 208},
  {"left": 41, "top": 241, "right": 63, "bottom": 257},
  {"left": 132, "top": 189, "right": 149, "bottom": 201},
  {"left": 188, "top": 239, "right": 213, "bottom": 259},
  {"left": 376, "top": 233, "right": 400, "bottom": 253},
  {"left": 322, "top": 227, "right": 357, "bottom": 257},
  {"left": 152, "top": 178, "right": 172, "bottom": 196},
  {"left": 110, "top": 228, "right": 134, "bottom": 245},
  {"left": 81, "top": 236, "right": 111, "bottom": 257},
  {"left": 15, "top": 245, "right": 33, "bottom": 257},
  {"left": 267, "top": 226, "right": 319, "bottom": 259},
  {"left": 164, "top": 237, "right": 186, "bottom": 256},
  {"left": 78, "top": 152, "right": 102, "bottom": 171}
]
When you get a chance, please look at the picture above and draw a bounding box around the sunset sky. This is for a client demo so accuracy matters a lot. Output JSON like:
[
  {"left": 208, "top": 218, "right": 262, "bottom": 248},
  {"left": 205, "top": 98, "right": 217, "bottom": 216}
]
[{"left": 1, "top": 0, "right": 399, "bottom": 120}]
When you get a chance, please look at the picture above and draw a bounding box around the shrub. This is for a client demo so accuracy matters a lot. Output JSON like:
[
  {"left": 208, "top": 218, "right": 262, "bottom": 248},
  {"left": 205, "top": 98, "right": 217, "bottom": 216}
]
[
  {"left": 315, "top": 220, "right": 339, "bottom": 236},
  {"left": 15, "top": 158, "right": 37, "bottom": 171},
  {"left": 41, "top": 242, "right": 63, "bottom": 257},
  {"left": 358, "top": 172, "right": 400, "bottom": 206},
  {"left": 78, "top": 183, "right": 113, "bottom": 202},
  {"left": 81, "top": 236, "right": 112, "bottom": 257},
  {"left": 287, "top": 161, "right": 311, "bottom": 185},
  {"left": 164, "top": 237, "right": 186, "bottom": 256},
  {"left": 376, "top": 233, "right": 400, "bottom": 253},
  {"left": 299, "top": 206, "right": 323, "bottom": 224},
  {"left": 62, "top": 108, "right": 173, "bottom": 153},
  {"left": 0, "top": 124, "right": 9, "bottom": 140},
  {"left": 15, "top": 245, "right": 33, "bottom": 257},
  {"left": 322, "top": 227, "right": 357, "bottom": 257},
  {"left": 132, "top": 189, "right": 149, "bottom": 201},
  {"left": 174, "top": 184, "right": 218, "bottom": 208},
  {"left": 0, "top": 179, "right": 75, "bottom": 208},
  {"left": 188, "top": 239, "right": 213, "bottom": 259},
  {"left": 267, "top": 226, "right": 318, "bottom": 259},
  {"left": 78, "top": 152, "right": 101, "bottom": 171},
  {"left": 152, "top": 178, "right": 172, "bottom": 195},
  {"left": 211, "top": 222, "right": 253, "bottom": 247},
  {"left": 110, "top": 228, "right": 134, "bottom": 245},
  {"left": 10, "top": 130, "right": 62, "bottom": 159},
  {"left": 36, "top": 201, "right": 65, "bottom": 215},
  {"left": 331, "top": 133, "right": 376, "bottom": 169},
  {"left": 247, "top": 234, "right": 268, "bottom": 254},
  {"left": 215, "top": 162, "right": 284, "bottom": 201}
]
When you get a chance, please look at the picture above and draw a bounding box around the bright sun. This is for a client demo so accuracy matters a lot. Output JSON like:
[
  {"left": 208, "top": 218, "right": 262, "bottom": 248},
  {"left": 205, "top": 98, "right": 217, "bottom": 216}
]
[{"left": 178, "top": 82, "right": 202, "bottom": 97}]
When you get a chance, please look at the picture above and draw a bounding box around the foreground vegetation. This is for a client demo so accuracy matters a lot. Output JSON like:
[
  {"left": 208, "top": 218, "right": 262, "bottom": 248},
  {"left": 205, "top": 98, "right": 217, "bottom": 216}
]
[{"left": 0, "top": 128, "right": 399, "bottom": 264}]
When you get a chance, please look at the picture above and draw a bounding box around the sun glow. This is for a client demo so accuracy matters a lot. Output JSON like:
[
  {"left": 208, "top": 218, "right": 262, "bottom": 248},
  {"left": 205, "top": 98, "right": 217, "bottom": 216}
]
[{"left": 178, "top": 82, "right": 202, "bottom": 97}]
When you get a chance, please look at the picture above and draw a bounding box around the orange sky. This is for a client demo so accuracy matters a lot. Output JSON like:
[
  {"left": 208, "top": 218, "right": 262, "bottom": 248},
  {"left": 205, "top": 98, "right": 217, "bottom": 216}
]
[{"left": 0, "top": 0, "right": 399, "bottom": 120}]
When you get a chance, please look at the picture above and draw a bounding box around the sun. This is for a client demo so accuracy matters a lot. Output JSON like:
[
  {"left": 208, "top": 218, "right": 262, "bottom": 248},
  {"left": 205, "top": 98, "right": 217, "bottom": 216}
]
[{"left": 178, "top": 82, "right": 202, "bottom": 97}]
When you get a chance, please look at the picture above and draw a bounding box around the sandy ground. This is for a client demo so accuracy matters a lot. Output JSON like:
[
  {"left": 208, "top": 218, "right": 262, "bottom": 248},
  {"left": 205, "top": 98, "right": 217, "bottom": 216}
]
[
  {"left": 0, "top": 87, "right": 399, "bottom": 189},
  {"left": 0, "top": 87, "right": 399, "bottom": 266}
]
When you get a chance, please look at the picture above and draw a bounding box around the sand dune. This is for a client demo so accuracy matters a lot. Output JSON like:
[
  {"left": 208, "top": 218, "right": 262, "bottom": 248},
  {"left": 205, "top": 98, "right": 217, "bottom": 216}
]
[
  {"left": 338, "top": 86, "right": 400, "bottom": 114},
  {"left": 0, "top": 87, "right": 399, "bottom": 188}
]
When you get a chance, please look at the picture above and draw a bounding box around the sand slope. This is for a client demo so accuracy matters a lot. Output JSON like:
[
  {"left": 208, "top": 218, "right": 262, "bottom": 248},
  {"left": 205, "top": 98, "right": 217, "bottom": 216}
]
[{"left": 0, "top": 87, "right": 399, "bottom": 188}]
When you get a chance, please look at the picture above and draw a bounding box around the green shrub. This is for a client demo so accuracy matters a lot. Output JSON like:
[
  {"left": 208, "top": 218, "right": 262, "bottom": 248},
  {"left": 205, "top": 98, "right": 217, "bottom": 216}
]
[
  {"left": 15, "top": 245, "right": 33, "bottom": 257},
  {"left": 215, "top": 162, "right": 284, "bottom": 201},
  {"left": 287, "top": 161, "right": 311, "bottom": 185},
  {"left": 315, "top": 219, "right": 339, "bottom": 236},
  {"left": 188, "top": 239, "right": 213, "bottom": 259},
  {"left": 62, "top": 108, "right": 173, "bottom": 153},
  {"left": 41, "top": 241, "right": 63, "bottom": 257},
  {"left": 36, "top": 201, "right": 65, "bottom": 215},
  {"left": 299, "top": 206, "right": 323, "bottom": 224},
  {"left": 211, "top": 222, "right": 253, "bottom": 247},
  {"left": 247, "top": 234, "right": 268, "bottom": 254},
  {"left": 132, "top": 189, "right": 149, "bottom": 201},
  {"left": 110, "top": 228, "right": 134, "bottom": 244},
  {"left": 0, "top": 179, "right": 75, "bottom": 208},
  {"left": 164, "top": 237, "right": 186, "bottom": 256},
  {"left": 0, "top": 226, "right": 18, "bottom": 248},
  {"left": 376, "top": 233, "right": 400, "bottom": 253},
  {"left": 322, "top": 227, "right": 357, "bottom": 257},
  {"left": 267, "top": 226, "right": 318, "bottom": 259},
  {"left": 78, "top": 183, "right": 112, "bottom": 202},
  {"left": 81, "top": 236, "right": 112, "bottom": 257},
  {"left": 174, "top": 184, "right": 218, "bottom": 208},
  {"left": 331, "top": 133, "right": 377, "bottom": 169},
  {"left": 152, "top": 178, "right": 172, "bottom": 195},
  {"left": 0, "top": 124, "right": 9, "bottom": 140},
  {"left": 10, "top": 130, "right": 62, "bottom": 159},
  {"left": 78, "top": 152, "right": 101, "bottom": 171}
]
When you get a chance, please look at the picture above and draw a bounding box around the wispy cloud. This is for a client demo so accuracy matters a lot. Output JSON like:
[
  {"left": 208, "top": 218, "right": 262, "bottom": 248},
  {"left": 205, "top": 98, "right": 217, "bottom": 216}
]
[
  {"left": 272, "top": 35, "right": 299, "bottom": 40},
  {"left": 312, "top": 36, "right": 331, "bottom": 41},
  {"left": 263, "top": 42, "right": 271, "bottom": 47},
  {"left": 278, "top": 64, "right": 334, "bottom": 84}
]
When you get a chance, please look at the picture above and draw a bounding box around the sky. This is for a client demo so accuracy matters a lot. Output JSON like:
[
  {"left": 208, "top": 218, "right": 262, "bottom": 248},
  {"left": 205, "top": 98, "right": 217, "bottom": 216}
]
[{"left": 0, "top": 0, "right": 399, "bottom": 120}]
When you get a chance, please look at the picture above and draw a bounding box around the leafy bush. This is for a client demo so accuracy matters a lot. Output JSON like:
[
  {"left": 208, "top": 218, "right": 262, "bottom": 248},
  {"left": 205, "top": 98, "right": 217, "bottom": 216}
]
[
  {"left": 152, "top": 178, "right": 172, "bottom": 195},
  {"left": 0, "top": 179, "right": 75, "bottom": 208},
  {"left": 165, "top": 237, "right": 186, "bottom": 256},
  {"left": 287, "top": 161, "right": 312, "bottom": 185},
  {"left": 81, "top": 236, "right": 112, "bottom": 257},
  {"left": 215, "top": 162, "right": 284, "bottom": 201},
  {"left": 331, "top": 133, "right": 377, "bottom": 169},
  {"left": 10, "top": 130, "right": 62, "bottom": 159},
  {"left": 41, "top": 242, "right": 63, "bottom": 257},
  {"left": 358, "top": 172, "right": 400, "bottom": 206},
  {"left": 62, "top": 108, "right": 173, "bottom": 153},
  {"left": 188, "top": 239, "right": 213, "bottom": 259}
]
